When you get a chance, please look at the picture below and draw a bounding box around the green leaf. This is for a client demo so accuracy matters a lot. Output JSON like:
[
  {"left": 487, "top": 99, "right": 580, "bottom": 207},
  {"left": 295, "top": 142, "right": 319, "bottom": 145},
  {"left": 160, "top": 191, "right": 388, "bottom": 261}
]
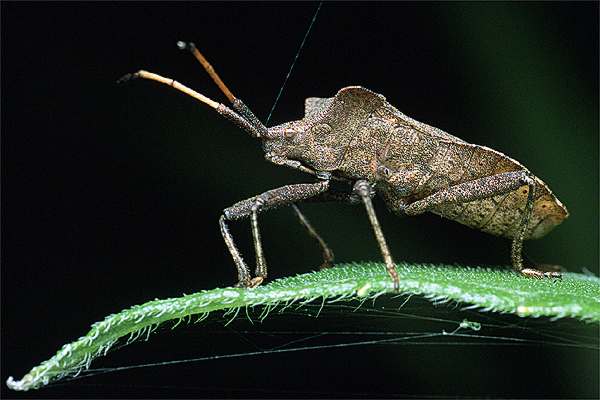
[{"left": 6, "top": 262, "right": 599, "bottom": 391}]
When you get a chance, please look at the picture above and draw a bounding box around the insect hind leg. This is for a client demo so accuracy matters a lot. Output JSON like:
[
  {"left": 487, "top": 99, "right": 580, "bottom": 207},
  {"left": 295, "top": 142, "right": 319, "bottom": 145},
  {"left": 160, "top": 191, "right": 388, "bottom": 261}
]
[
  {"left": 523, "top": 252, "right": 564, "bottom": 273},
  {"left": 510, "top": 175, "right": 561, "bottom": 279},
  {"left": 401, "top": 170, "right": 561, "bottom": 279}
]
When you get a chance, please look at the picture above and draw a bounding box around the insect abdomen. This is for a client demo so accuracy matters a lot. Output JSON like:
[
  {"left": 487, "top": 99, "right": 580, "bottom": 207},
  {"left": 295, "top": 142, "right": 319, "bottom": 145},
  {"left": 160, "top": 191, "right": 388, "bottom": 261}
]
[{"left": 381, "top": 135, "right": 567, "bottom": 239}]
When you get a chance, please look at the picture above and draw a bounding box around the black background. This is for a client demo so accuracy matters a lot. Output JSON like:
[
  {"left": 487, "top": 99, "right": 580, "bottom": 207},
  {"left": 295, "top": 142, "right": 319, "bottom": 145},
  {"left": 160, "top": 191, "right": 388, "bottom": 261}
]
[{"left": 2, "top": 2, "right": 598, "bottom": 398}]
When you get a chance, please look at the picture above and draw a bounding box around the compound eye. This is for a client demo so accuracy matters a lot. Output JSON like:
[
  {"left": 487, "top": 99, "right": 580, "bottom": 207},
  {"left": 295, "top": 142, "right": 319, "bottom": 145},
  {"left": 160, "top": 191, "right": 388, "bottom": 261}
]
[{"left": 377, "top": 165, "right": 392, "bottom": 178}]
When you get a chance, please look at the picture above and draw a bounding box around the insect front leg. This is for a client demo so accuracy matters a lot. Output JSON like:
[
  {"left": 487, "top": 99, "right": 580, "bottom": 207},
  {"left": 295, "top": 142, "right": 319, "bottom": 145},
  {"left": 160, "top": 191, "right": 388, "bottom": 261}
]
[
  {"left": 220, "top": 181, "right": 330, "bottom": 288},
  {"left": 401, "top": 170, "right": 560, "bottom": 278},
  {"left": 353, "top": 180, "right": 400, "bottom": 290}
]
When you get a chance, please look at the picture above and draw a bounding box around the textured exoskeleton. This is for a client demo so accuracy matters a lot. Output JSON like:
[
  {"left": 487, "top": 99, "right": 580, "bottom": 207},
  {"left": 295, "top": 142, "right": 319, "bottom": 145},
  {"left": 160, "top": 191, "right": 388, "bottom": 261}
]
[
  {"left": 124, "top": 45, "right": 568, "bottom": 289},
  {"left": 269, "top": 87, "right": 568, "bottom": 240}
]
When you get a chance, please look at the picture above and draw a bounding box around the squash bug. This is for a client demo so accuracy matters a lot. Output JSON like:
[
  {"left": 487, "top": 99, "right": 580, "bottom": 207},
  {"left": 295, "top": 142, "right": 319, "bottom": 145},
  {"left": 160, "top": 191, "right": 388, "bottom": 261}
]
[{"left": 118, "top": 42, "right": 568, "bottom": 290}]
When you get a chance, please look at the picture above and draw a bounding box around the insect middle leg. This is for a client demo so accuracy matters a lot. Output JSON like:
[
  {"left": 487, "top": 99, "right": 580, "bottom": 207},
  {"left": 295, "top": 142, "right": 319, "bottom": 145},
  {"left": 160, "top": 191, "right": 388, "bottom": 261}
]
[
  {"left": 291, "top": 204, "right": 335, "bottom": 269},
  {"left": 353, "top": 180, "right": 400, "bottom": 290},
  {"left": 220, "top": 181, "right": 330, "bottom": 288},
  {"left": 402, "top": 170, "right": 560, "bottom": 278}
]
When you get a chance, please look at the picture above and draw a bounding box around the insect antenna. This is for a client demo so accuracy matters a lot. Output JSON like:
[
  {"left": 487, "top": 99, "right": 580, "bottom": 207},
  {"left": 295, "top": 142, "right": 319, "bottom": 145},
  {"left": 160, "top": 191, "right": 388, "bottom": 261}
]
[
  {"left": 177, "top": 41, "right": 268, "bottom": 137},
  {"left": 176, "top": 41, "right": 235, "bottom": 103},
  {"left": 117, "top": 70, "right": 264, "bottom": 139},
  {"left": 117, "top": 70, "right": 219, "bottom": 108}
]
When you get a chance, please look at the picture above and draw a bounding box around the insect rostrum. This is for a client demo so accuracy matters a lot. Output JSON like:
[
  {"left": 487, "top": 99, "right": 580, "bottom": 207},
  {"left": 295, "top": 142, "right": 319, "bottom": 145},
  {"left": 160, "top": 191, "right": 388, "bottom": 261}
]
[{"left": 121, "top": 42, "right": 568, "bottom": 289}]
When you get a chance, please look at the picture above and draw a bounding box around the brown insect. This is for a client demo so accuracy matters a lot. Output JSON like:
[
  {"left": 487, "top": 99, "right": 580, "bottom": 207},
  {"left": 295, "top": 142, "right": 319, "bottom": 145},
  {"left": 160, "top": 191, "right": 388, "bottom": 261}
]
[{"left": 119, "top": 42, "right": 568, "bottom": 290}]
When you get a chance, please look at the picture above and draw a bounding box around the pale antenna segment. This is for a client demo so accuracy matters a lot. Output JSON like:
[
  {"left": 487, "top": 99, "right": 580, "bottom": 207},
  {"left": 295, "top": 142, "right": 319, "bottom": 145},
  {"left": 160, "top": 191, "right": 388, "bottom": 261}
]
[{"left": 117, "top": 70, "right": 219, "bottom": 110}]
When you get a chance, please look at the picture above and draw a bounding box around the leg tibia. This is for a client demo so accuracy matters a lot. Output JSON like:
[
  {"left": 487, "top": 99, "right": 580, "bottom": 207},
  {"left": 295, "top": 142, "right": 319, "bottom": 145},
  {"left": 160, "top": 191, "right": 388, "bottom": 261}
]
[
  {"left": 219, "top": 215, "right": 252, "bottom": 286},
  {"left": 292, "top": 204, "right": 334, "bottom": 269},
  {"left": 353, "top": 180, "right": 399, "bottom": 290}
]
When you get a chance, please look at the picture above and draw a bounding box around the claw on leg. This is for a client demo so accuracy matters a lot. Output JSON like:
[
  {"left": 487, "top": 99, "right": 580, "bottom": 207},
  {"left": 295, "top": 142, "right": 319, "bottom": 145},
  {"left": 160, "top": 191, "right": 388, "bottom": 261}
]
[
  {"left": 233, "top": 276, "right": 264, "bottom": 288},
  {"left": 520, "top": 268, "right": 562, "bottom": 279},
  {"left": 249, "top": 276, "right": 264, "bottom": 287},
  {"left": 320, "top": 248, "right": 335, "bottom": 270}
]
